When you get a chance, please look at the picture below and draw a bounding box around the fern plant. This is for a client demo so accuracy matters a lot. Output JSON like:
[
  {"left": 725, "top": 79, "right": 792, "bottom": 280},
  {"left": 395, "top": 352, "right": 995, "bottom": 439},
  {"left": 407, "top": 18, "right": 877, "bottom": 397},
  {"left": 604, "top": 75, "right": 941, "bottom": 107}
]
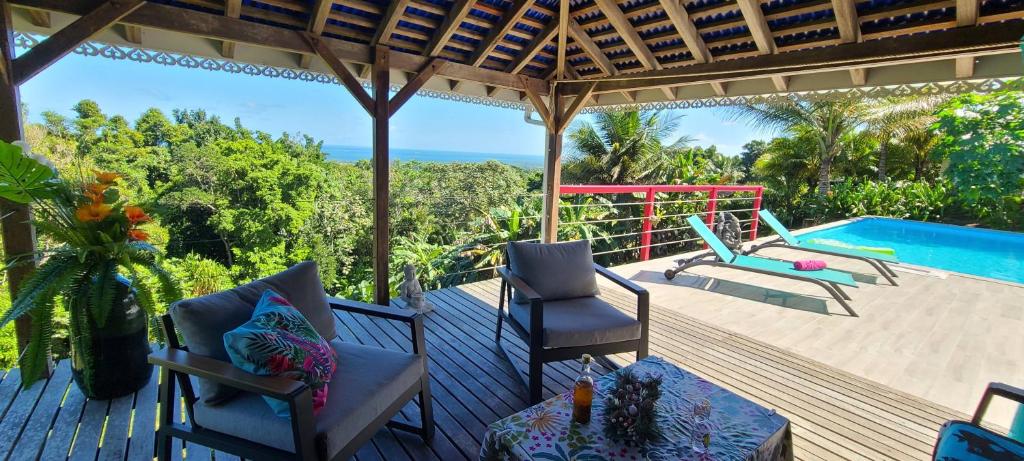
[{"left": 0, "top": 140, "right": 181, "bottom": 388}]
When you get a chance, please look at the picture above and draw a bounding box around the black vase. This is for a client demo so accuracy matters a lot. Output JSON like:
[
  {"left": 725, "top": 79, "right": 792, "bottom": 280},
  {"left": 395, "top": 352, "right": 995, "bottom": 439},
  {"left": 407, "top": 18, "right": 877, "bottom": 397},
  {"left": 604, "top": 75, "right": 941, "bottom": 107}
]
[{"left": 69, "top": 275, "right": 153, "bottom": 400}]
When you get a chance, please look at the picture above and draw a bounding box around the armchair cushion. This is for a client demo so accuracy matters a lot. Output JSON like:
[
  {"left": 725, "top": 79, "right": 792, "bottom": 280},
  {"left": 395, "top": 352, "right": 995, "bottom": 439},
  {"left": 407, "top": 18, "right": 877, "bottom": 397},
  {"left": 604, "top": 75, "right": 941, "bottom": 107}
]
[
  {"left": 507, "top": 240, "right": 599, "bottom": 304},
  {"left": 933, "top": 420, "right": 1024, "bottom": 460},
  {"left": 508, "top": 296, "right": 641, "bottom": 348},
  {"left": 223, "top": 290, "right": 337, "bottom": 417},
  {"left": 169, "top": 261, "right": 336, "bottom": 404},
  {"left": 193, "top": 339, "right": 425, "bottom": 459}
]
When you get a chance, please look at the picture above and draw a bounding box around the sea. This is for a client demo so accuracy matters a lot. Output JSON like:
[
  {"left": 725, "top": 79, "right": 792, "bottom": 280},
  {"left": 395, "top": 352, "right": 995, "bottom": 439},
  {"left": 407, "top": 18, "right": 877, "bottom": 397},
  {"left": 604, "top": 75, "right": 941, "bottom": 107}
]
[{"left": 323, "top": 145, "right": 544, "bottom": 169}]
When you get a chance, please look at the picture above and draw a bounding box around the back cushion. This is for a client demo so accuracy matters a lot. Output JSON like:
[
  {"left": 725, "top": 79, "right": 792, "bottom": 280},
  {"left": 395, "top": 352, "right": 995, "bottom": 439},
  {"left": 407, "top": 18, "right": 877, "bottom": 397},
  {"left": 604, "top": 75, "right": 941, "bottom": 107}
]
[
  {"left": 507, "top": 240, "right": 600, "bottom": 304},
  {"left": 169, "top": 261, "right": 336, "bottom": 404}
]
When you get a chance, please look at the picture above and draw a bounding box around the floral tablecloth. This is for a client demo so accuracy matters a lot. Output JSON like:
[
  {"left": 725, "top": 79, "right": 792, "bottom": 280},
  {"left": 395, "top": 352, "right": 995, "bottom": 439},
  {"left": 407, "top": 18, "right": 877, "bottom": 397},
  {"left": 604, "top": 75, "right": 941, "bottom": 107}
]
[{"left": 481, "top": 356, "right": 792, "bottom": 461}]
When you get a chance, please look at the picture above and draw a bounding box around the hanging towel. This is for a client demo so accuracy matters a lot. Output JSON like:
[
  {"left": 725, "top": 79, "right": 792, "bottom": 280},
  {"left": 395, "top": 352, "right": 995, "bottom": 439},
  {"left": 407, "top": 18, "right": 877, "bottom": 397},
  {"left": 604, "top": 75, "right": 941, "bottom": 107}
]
[{"left": 793, "top": 260, "right": 827, "bottom": 271}]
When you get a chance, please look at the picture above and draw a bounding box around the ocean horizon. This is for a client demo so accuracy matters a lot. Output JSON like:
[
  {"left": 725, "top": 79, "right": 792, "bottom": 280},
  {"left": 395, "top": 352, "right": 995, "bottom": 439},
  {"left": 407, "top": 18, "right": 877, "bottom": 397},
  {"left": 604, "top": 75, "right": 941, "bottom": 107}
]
[{"left": 323, "top": 145, "right": 544, "bottom": 169}]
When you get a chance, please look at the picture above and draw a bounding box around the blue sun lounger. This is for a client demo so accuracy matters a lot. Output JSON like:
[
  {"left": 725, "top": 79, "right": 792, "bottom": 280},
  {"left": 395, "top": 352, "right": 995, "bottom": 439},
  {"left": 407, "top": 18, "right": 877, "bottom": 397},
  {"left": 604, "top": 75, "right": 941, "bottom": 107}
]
[
  {"left": 665, "top": 216, "right": 860, "bottom": 316},
  {"left": 746, "top": 210, "right": 900, "bottom": 286}
]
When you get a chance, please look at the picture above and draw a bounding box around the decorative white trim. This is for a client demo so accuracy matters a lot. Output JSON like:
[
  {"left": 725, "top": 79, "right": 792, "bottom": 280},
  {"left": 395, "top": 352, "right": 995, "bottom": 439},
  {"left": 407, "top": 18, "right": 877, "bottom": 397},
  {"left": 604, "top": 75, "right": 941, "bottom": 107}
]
[
  {"left": 13, "top": 32, "right": 529, "bottom": 112},
  {"left": 580, "top": 79, "right": 1014, "bottom": 114},
  {"left": 13, "top": 32, "right": 1014, "bottom": 115}
]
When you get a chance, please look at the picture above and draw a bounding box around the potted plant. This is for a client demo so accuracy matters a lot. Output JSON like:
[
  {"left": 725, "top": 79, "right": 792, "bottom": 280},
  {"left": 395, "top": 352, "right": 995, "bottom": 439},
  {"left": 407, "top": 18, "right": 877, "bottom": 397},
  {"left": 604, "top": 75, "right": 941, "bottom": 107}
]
[{"left": 0, "top": 140, "right": 181, "bottom": 399}]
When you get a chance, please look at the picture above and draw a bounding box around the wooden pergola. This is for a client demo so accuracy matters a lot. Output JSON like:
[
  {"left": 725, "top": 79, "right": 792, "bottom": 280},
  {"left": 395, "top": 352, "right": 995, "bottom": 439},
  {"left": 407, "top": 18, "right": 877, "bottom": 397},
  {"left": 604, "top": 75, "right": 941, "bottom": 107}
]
[{"left": 0, "top": 0, "right": 1021, "bottom": 359}]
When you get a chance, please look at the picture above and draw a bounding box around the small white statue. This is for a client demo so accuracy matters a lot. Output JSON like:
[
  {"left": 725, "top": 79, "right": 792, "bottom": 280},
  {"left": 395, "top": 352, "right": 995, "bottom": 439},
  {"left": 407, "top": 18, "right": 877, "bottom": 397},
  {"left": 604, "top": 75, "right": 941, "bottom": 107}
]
[{"left": 399, "top": 264, "right": 434, "bottom": 313}]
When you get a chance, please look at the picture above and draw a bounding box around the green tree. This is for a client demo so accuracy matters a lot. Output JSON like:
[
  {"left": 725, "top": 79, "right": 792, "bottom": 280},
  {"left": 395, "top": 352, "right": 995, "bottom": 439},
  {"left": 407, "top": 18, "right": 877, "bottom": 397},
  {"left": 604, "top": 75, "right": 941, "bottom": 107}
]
[
  {"left": 863, "top": 96, "right": 942, "bottom": 180},
  {"left": 564, "top": 111, "right": 683, "bottom": 184},
  {"left": 730, "top": 99, "right": 868, "bottom": 195},
  {"left": 739, "top": 140, "right": 767, "bottom": 175},
  {"left": 932, "top": 85, "right": 1024, "bottom": 227}
]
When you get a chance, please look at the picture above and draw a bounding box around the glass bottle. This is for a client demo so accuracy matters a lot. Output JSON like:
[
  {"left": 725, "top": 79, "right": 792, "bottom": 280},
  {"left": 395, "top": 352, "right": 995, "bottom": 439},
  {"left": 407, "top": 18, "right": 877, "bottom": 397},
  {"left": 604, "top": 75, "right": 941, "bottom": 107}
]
[{"left": 572, "top": 354, "right": 594, "bottom": 424}]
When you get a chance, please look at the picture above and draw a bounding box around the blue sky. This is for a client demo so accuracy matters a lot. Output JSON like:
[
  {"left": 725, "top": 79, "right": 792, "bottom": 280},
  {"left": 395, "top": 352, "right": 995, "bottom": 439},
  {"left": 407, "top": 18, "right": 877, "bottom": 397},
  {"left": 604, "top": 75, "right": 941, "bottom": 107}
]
[{"left": 19, "top": 53, "right": 769, "bottom": 157}]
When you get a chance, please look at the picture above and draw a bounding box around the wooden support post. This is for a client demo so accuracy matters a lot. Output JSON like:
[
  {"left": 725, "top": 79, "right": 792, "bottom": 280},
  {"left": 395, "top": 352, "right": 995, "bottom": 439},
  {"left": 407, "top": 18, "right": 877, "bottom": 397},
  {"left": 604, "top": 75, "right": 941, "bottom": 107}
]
[
  {"left": 0, "top": 0, "right": 44, "bottom": 374},
  {"left": 540, "top": 85, "right": 564, "bottom": 243},
  {"left": 372, "top": 46, "right": 390, "bottom": 306}
]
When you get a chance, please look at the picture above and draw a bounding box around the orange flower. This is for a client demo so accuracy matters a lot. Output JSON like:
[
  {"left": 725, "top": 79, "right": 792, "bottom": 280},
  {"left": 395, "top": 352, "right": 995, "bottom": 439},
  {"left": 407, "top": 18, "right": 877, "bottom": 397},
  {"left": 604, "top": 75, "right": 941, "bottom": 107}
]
[
  {"left": 94, "top": 170, "right": 120, "bottom": 184},
  {"left": 84, "top": 183, "right": 110, "bottom": 203},
  {"left": 75, "top": 202, "right": 112, "bottom": 222},
  {"left": 127, "top": 228, "right": 149, "bottom": 242},
  {"left": 124, "top": 206, "right": 151, "bottom": 225}
]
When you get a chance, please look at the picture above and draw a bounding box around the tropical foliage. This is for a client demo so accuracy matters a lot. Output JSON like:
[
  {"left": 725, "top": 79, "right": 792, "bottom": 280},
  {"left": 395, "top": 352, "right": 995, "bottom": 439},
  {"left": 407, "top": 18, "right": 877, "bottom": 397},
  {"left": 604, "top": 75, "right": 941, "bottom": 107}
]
[{"left": 0, "top": 141, "right": 181, "bottom": 385}]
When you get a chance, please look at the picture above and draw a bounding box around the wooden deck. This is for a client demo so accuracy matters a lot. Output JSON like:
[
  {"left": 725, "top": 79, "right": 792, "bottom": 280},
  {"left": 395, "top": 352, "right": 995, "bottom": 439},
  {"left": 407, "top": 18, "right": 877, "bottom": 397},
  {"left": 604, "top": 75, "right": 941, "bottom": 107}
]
[{"left": 0, "top": 277, "right": 965, "bottom": 460}]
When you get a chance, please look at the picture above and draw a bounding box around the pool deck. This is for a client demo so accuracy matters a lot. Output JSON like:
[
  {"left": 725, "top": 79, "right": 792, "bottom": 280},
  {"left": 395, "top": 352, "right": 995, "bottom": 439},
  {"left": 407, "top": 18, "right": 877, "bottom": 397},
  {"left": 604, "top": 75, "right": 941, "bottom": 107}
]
[{"left": 610, "top": 237, "right": 1024, "bottom": 427}]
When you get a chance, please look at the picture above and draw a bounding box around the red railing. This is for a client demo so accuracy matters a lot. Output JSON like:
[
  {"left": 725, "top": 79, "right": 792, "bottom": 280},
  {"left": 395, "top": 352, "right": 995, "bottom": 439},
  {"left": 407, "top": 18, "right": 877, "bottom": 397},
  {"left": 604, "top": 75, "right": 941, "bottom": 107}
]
[{"left": 560, "top": 184, "right": 765, "bottom": 261}]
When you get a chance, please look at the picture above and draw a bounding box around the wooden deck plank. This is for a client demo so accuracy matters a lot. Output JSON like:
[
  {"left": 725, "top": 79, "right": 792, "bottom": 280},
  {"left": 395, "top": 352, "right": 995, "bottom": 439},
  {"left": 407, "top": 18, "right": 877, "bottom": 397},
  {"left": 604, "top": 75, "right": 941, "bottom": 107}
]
[
  {"left": 38, "top": 371, "right": 88, "bottom": 460},
  {"left": 0, "top": 370, "right": 50, "bottom": 459},
  {"left": 0, "top": 276, "right": 969, "bottom": 460},
  {"left": 125, "top": 367, "right": 160, "bottom": 461},
  {"left": 9, "top": 361, "right": 73, "bottom": 461}
]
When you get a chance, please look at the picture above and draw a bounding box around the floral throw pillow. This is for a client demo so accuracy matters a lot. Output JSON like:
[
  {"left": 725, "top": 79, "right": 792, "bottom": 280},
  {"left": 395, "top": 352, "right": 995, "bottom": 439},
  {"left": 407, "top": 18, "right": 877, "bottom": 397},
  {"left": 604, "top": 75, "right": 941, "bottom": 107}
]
[{"left": 223, "top": 289, "right": 337, "bottom": 417}]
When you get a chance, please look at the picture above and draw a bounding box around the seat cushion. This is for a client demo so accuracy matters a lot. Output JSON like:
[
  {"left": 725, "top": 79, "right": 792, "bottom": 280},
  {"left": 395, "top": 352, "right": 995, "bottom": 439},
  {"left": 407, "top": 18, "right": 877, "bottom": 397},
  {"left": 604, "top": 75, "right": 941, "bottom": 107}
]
[
  {"left": 169, "top": 261, "right": 336, "bottom": 404},
  {"left": 223, "top": 290, "right": 338, "bottom": 417},
  {"left": 193, "top": 339, "right": 425, "bottom": 459},
  {"left": 509, "top": 296, "right": 641, "bottom": 348},
  {"left": 507, "top": 240, "right": 599, "bottom": 304},
  {"left": 934, "top": 420, "right": 1024, "bottom": 460}
]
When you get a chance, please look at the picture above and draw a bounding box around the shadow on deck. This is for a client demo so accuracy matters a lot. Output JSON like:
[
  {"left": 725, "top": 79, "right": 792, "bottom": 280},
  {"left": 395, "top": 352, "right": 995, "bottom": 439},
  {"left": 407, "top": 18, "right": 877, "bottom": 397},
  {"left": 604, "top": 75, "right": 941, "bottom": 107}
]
[{"left": 0, "top": 278, "right": 962, "bottom": 460}]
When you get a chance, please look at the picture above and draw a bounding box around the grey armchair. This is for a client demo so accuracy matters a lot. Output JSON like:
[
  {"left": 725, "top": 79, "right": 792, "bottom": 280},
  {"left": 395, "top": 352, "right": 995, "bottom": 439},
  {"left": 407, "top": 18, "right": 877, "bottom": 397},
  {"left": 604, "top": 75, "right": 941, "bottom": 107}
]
[
  {"left": 494, "top": 240, "right": 650, "bottom": 404},
  {"left": 149, "top": 262, "right": 434, "bottom": 461}
]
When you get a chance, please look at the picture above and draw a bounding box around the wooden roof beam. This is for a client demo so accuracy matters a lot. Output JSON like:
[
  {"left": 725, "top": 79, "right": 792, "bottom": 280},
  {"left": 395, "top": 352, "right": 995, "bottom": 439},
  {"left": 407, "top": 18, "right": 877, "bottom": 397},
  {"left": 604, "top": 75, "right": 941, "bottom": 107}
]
[
  {"left": 737, "top": 0, "right": 776, "bottom": 54},
  {"left": 123, "top": 24, "right": 142, "bottom": 44},
  {"left": 11, "top": 0, "right": 548, "bottom": 94},
  {"left": 467, "top": 0, "right": 531, "bottom": 67},
  {"left": 300, "top": 0, "right": 336, "bottom": 68},
  {"left": 222, "top": 0, "right": 241, "bottom": 58},
  {"left": 710, "top": 81, "right": 726, "bottom": 96},
  {"left": 771, "top": 75, "right": 789, "bottom": 91},
  {"left": 373, "top": 0, "right": 409, "bottom": 46},
  {"left": 830, "top": 0, "right": 864, "bottom": 84},
  {"left": 593, "top": 0, "right": 660, "bottom": 70},
  {"left": 558, "top": 21, "right": 1022, "bottom": 94},
  {"left": 26, "top": 8, "right": 49, "bottom": 27},
  {"left": 305, "top": 33, "right": 374, "bottom": 115},
  {"left": 555, "top": 0, "right": 568, "bottom": 79},
  {"left": 569, "top": 20, "right": 615, "bottom": 76},
  {"left": 424, "top": 0, "right": 473, "bottom": 57},
  {"left": 658, "top": 0, "right": 711, "bottom": 63},
  {"left": 13, "top": 0, "right": 144, "bottom": 85},
  {"left": 506, "top": 19, "right": 558, "bottom": 74},
  {"left": 955, "top": 0, "right": 979, "bottom": 77}
]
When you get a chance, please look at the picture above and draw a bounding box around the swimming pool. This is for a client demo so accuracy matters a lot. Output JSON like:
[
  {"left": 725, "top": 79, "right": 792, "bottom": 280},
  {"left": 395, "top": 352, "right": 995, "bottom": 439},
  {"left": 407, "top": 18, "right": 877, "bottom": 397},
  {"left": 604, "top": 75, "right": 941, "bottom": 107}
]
[{"left": 798, "top": 217, "right": 1024, "bottom": 284}]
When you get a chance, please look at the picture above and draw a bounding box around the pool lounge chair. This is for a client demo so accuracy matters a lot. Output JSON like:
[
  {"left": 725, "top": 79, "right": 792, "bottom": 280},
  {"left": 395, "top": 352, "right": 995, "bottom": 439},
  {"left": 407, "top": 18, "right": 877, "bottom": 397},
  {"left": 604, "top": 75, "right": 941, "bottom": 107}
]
[
  {"left": 746, "top": 210, "right": 900, "bottom": 286},
  {"left": 666, "top": 216, "right": 860, "bottom": 317}
]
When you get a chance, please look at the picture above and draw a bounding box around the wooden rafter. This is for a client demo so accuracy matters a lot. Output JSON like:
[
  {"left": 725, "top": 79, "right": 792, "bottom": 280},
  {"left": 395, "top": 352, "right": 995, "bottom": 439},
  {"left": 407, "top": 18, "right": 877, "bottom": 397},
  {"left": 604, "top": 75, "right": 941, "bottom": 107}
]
[
  {"left": 424, "top": 0, "right": 473, "bottom": 57},
  {"left": 569, "top": 20, "right": 615, "bottom": 76},
  {"left": 299, "top": 0, "right": 335, "bottom": 68},
  {"left": 593, "top": 0, "right": 660, "bottom": 70},
  {"left": 222, "top": 0, "right": 241, "bottom": 58},
  {"left": 467, "top": 0, "right": 531, "bottom": 67},
  {"left": 771, "top": 75, "right": 789, "bottom": 91},
  {"left": 13, "top": 0, "right": 144, "bottom": 85},
  {"left": 555, "top": 0, "right": 568, "bottom": 79},
  {"left": 557, "top": 82, "right": 596, "bottom": 132},
  {"left": 123, "top": 24, "right": 142, "bottom": 43},
  {"left": 658, "top": 0, "right": 711, "bottom": 63},
  {"left": 372, "top": 0, "right": 409, "bottom": 46},
  {"left": 507, "top": 19, "right": 558, "bottom": 74},
  {"left": 830, "top": 0, "right": 866, "bottom": 83},
  {"left": 559, "top": 21, "right": 1022, "bottom": 94},
  {"left": 955, "top": 0, "right": 979, "bottom": 78},
  {"left": 737, "top": 0, "right": 776, "bottom": 54},
  {"left": 26, "top": 8, "right": 48, "bottom": 27}
]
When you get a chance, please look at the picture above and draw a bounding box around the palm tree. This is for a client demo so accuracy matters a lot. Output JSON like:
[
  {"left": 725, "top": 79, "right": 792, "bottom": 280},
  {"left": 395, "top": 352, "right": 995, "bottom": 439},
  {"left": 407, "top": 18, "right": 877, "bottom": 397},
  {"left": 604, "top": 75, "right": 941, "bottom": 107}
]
[
  {"left": 729, "top": 99, "right": 868, "bottom": 195},
  {"left": 565, "top": 111, "right": 685, "bottom": 185},
  {"left": 863, "top": 96, "right": 943, "bottom": 180}
]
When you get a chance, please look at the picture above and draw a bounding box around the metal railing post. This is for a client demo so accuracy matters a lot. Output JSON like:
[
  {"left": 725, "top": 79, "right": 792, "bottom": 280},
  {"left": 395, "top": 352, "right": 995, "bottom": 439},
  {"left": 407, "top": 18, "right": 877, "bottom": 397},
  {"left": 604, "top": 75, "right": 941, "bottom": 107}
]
[
  {"left": 703, "top": 187, "right": 718, "bottom": 249},
  {"left": 750, "top": 186, "right": 763, "bottom": 240},
  {"left": 639, "top": 187, "right": 655, "bottom": 261}
]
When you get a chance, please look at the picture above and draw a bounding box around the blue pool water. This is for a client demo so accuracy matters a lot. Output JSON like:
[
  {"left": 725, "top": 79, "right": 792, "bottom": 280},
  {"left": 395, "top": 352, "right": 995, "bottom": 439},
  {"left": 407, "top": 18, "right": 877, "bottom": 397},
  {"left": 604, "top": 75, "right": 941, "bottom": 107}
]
[{"left": 798, "top": 217, "right": 1024, "bottom": 284}]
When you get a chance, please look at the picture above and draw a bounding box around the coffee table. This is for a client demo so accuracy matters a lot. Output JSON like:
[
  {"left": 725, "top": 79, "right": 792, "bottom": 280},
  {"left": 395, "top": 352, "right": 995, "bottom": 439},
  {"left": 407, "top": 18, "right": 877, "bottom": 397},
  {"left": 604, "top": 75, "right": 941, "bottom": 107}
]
[{"left": 480, "top": 356, "right": 792, "bottom": 460}]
